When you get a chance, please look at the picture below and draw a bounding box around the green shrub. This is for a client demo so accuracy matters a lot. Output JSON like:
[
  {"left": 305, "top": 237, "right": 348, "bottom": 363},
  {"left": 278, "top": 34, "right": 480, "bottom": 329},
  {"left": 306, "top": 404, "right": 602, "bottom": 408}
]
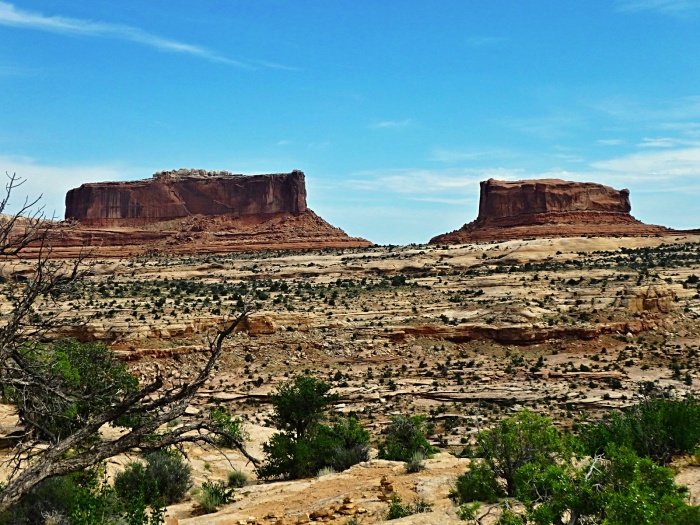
[
  {"left": 580, "top": 395, "right": 700, "bottom": 465},
  {"left": 227, "top": 469, "right": 248, "bottom": 488},
  {"left": 385, "top": 494, "right": 433, "bottom": 520},
  {"left": 386, "top": 494, "right": 413, "bottom": 520},
  {"left": 144, "top": 449, "right": 192, "bottom": 504},
  {"left": 450, "top": 460, "right": 505, "bottom": 504},
  {"left": 257, "top": 377, "right": 369, "bottom": 480},
  {"left": 405, "top": 451, "right": 426, "bottom": 473},
  {"left": 196, "top": 480, "right": 233, "bottom": 514},
  {"left": 0, "top": 467, "right": 149, "bottom": 525},
  {"left": 378, "top": 415, "right": 435, "bottom": 462},
  {"left": 114, "top": 449, "right": 191, "bottom": 506},
  {"left": 475, "top": 409, "right": 563, "bottom": 496},
  {"left": 210, "top": 406, "right": 246, "bottom": 449},
  {"left": 316, "top": 466, "right": 336, "bottom": 478},
  {"left": 10, "top": 339, "right": 138, "bottom": 443},
  {"left": 315, "top": 417, "right": 370, "bottom": 472}
]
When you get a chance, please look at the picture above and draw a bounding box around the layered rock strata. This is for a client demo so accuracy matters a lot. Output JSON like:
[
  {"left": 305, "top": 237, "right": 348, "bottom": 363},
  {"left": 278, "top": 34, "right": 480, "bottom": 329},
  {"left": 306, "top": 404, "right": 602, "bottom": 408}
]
[
  {"left": 65, "top": 169, "right": 307, "bottom": 226},
  {"left": 49, "top": 170, "right": 371, "bottom": 256},
  {"left": 430, "top": 178, "right": 673, "bottom": 243}
]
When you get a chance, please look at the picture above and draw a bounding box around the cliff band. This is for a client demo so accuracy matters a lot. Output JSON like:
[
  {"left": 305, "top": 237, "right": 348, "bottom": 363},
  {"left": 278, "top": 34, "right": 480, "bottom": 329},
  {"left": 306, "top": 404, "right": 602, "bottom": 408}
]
[
  {"left": 65, "top": 169, "right": 307, "bottom": 226},
  {"left": 430, "top": 178, "right": 673, "bottom": 244},
  {"left": 47, "top": 169, "right": 371, "bottom": 256}
]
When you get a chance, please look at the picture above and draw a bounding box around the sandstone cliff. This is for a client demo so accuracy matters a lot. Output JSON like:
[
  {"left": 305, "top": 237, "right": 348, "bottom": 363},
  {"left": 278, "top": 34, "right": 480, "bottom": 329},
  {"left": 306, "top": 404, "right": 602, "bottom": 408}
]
[
  {"left": 50, "top": 169, "right": 371, "bottom": 256},
  {"left": 431, "top": 178, "right": 673, "bottom": 244},
  {"left": 65, "top": 169, "right": 307, "bottom": 226}
]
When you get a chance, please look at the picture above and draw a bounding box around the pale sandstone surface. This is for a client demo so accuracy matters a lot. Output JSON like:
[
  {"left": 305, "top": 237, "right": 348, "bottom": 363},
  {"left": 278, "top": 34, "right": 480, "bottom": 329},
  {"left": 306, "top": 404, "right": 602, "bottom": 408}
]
[{"left": 2, "top": 235, "right": 700, "bottom": 522}]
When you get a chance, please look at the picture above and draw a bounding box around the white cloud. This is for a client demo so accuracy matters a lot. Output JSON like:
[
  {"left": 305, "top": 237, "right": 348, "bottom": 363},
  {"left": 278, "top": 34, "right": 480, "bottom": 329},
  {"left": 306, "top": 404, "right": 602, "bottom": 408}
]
[
  {"left": 594, "top": 96, "right": 700, "bottom": 123},
  {"left": 0, "top": 155, "right": 145, "bottom": 218},
  {"left": 429, "top": 147, "right": 516, "bottom": 163},
  {"left": 637, "top": 137, "right": 700, "bottom": 148},
  {"left": 0, "top": 2, "right": 255, "bottom": 68},
  {"left": 344, "top": 167, "right": 523, "bottom": 196},
  {"left": 591, "top": 146, "right": 700, "bottom": 178},
  {"left": 370, "top": 119, "right": 413, "bottom": 130},
  {"left": 596, "top": 139, "right": 626, "bottom": 146}
]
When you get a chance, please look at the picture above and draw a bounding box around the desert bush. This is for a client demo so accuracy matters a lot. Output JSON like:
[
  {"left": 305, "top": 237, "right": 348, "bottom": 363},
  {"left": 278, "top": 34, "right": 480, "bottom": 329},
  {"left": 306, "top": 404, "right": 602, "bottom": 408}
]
[
  {"left": 196, "top": 480, "right": 233, "bottom": 514},
  {"left": 378, "top": 415, "right": 435, "bottom": 463},
  {"left": 0, "top": 467, "right": 158, "bottom": 525},
  {"left": 405, "top": 451, "right": 426, "bottom": 473},
  {"left": 385, "top": 494, "right": 433, "bottom": 520},
  {"left": 450, "top": 460, "right": 505, "bottom": 504},
  {"left": 474, "top": 409, "right": 563, "bottom": 496},
  {"left": 257, "top": 377, "right": 369, "bottom": 479},
  {"left": 227, "top": 469, "right": 248, "bottom": 488},
  {"left": 316, "top": 467, "right": 336, "bottom": 478},
  {"left": 114, "top": 449, "right": 191, "bottom": 506},
  {"left": 579, "top": 395, "right": 700, "bottom": 465}
]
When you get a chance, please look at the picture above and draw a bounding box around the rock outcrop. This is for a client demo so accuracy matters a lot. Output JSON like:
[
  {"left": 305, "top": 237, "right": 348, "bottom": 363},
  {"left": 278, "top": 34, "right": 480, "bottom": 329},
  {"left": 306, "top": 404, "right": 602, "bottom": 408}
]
[
  {"left": 65, "top": 169, "right": 307, "bottom": 226},
  {"left": 48, "top": 169, "right": 371, "bottom": 256},
  {"left": 430, "top": 178, "right": 674, "bottom": 244}
]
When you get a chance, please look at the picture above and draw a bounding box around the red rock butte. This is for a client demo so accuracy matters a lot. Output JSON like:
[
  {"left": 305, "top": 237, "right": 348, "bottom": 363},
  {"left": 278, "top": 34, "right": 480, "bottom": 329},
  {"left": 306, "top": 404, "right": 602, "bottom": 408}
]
[
  {"left": 430, "top": 178, "right": 676, "bottom": 244},
  {"left": 65, "top": 169, "right": 308, "bottom": 226},
  {"left": 50, "top": 169, "right": 371, "bottom": 256}
]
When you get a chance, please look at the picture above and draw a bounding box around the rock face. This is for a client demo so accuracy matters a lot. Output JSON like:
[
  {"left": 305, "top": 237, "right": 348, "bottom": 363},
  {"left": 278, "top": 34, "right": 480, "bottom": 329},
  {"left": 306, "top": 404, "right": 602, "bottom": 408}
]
[
  {"left": 51, "top": 169, "right": 371, "bottom": 256},
  {"left": 430, "top": 178, "right": 673, "bottom": 244},
  {"left": 65, "top": 169, "right": 307, "bottom": 226}
]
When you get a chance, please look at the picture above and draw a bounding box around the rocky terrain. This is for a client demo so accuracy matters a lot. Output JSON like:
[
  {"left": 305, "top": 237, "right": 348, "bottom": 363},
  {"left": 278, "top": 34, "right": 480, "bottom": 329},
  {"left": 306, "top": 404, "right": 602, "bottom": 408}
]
[
  {"left": 45, "top": 170, "right": 371, "bottom": 256},
  {"left": 431, "top": 178, "right": 676, "bottom": 243},
  {"left": 4, "top": 234, "right": 700, "bottom": 523}
]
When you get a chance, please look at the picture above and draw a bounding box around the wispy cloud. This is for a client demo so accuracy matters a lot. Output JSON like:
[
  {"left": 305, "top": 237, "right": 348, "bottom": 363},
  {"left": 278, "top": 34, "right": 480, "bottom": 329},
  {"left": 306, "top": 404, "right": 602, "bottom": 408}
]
[
  {"left": 591, "top": 146, "right": 700, "bottom": 178},
  {"left": 617, "top": 0, "right": 700, "bottom": 14},
  {"left": 0, "top": 2, "right": 260, "bottom": 68},
  {"left": 429, "top": 147, "right": 515, "bottom": 163},
  {"left": 345, "top": 167, "right": 522, "bottom": 196},
  {"left": 596, "top": 139, "right": 626, "bottom": 146},
  {"left": 594, "top": 95, "right": 700, "bottom": 123},
  {"left": 637, "top": 137, "right": 700, "bottom": 148},
  {"left": 370, "top": 119, "right": 414, "bottom": 130}
]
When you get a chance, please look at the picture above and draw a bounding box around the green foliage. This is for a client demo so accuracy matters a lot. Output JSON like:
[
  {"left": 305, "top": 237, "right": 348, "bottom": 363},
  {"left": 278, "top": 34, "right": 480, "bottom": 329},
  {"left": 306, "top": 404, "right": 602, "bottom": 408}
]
[
  {"left": 12, "top": 339, "right": 138, "bottom": 443},
  {"left": 496, "top": 509, "right": 525, "bottom": 525},
  {"left": 385, "top": 494, "right": 432, "bottom": 520},
  {"left": 257, "top": 376, "right": 368, "bottom": 480},
  {"left": 450, "top": 460, "right": 505, "bottom": 504},
  {"left": 405, "top": 451, "right": 426, "bottom": 473},
  {"left": 227, "top": 469, "right": 248, "bottom": 488},
  {"left": 0, "top": 466, "right": 163, "bottom": 525},
  {"left": 378, "top": 415, "right": 435, "bottom": 462},
  {"left": 209, "top": 405, "right": 246, "bottom": 449},
  {"left": 314, "top": 417, "right": 370, "bottom": 472},
  {"left": 513, "top": 445, "right": 700, "bottom": 525},
  {"left": 196, "top": 480, "right": 233, "bottom": 514},
  {"left": 475, "top": 409, "right": 563, "bottom": 496},
  {"left": 580, "top": 395, "right": 700, "bottom": 465},
  {"left": 114, "top": 449, "right": 192, "bottom": 506},
  {"left": 269, "top": 375, "right": 338, "bottom": 440}
]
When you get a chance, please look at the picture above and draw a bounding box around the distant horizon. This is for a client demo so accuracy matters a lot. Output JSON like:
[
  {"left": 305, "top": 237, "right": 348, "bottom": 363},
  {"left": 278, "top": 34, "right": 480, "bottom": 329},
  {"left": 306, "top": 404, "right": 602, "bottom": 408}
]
[{"left": 3, "top": 1, "right": 700, "bottom": 244}]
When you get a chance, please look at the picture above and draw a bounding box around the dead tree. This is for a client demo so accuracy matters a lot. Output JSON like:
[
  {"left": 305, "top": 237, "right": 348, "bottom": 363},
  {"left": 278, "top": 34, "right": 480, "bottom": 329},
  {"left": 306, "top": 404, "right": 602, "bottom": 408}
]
[{"left": 0, "top": 173, "right": 254, "bottom": 512}]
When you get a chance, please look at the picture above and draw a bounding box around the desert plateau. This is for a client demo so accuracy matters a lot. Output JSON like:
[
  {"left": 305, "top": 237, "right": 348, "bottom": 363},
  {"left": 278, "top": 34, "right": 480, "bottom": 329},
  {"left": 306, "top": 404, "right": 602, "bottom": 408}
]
[
  {"left": 4, "top": 3, "right": 700, "bottom": 524},
  {"left": 4, "top": 222, "right": 700, "bottom": 523}
]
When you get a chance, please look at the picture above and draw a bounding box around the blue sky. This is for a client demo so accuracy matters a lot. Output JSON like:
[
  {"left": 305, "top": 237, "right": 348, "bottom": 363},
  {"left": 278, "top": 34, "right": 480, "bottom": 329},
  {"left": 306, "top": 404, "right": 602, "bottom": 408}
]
[{"left": 2, "top": 1, "right": 700, "bottom": 244}]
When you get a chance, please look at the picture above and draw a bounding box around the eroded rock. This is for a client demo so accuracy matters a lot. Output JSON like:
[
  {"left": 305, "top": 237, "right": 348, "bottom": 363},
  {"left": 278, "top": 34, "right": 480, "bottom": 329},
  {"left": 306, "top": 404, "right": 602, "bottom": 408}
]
[{"left": 431, "top": 178, "right": 674, "bottom": 243}]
